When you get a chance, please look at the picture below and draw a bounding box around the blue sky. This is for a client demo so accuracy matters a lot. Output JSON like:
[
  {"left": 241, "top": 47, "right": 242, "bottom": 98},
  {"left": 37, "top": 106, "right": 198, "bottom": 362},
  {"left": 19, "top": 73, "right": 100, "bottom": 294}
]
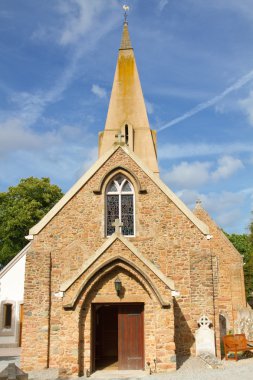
[{"left": 0, "top": 0, "right": 253, "bottom": 234}]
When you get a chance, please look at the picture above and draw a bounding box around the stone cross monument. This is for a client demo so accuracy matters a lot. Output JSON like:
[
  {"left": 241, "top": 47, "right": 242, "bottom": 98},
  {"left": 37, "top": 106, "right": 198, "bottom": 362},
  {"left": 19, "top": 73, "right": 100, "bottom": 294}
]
[{"left": 195, "top": 315, "right": 215, "bottom": 356}]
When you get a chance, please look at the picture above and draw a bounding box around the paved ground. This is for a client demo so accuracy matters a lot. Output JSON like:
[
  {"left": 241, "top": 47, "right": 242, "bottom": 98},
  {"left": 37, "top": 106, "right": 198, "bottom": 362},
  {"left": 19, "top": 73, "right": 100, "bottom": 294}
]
[
  {"left": 89, "top": 357, "right": 253, "bottom": 380},
  {"left": 1, "top": 350, "right": 253, "bottom": 380}
]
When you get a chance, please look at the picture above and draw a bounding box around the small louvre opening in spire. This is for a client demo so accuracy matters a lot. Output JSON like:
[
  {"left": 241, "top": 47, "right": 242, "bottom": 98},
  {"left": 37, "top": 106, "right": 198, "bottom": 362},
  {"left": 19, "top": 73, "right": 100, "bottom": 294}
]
[{"left": 125, "top": 124, "right": 129, "bottom": 145}]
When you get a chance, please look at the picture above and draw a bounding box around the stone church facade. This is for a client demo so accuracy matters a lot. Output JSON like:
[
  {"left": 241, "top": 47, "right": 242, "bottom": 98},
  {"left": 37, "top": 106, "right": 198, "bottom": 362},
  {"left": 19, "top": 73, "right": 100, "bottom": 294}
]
[{"left": 21, "top": 22, "right": 246, "bottom": 375}]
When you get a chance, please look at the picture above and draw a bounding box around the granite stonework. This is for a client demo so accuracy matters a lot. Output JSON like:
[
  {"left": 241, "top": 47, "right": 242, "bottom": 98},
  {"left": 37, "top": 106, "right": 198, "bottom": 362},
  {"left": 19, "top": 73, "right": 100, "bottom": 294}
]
[
  {"left": 21, "top": 148, "right": 246, "bottom": 375},
  {"left": 20, "top": 21, "right": 246, "bottom": 377}
]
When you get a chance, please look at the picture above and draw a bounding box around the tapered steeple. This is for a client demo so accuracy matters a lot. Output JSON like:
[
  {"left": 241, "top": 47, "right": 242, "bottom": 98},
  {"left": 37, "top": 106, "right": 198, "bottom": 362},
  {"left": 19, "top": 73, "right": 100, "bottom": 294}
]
[
  {"left": 120, "top": 21, "right": 132, "bottom": 49},
  {"left": 98, "top": 21, "right": 159, "bottom": 174}
]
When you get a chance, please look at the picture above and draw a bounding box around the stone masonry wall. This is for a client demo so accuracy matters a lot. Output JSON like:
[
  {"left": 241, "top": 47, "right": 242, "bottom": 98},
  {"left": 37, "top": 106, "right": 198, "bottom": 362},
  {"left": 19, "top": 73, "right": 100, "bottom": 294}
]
[
  {"left": 43, "top": 238, "right": 176, "bottom": 375},
  {"left": 21, "top": 245, "right": 51, "bottom": 371},
  {"left": 21, "top": 147, "right": 216, "bottom": 373},
  {"left": 194, "top": 205, "right": 246, "bottom": 356}
]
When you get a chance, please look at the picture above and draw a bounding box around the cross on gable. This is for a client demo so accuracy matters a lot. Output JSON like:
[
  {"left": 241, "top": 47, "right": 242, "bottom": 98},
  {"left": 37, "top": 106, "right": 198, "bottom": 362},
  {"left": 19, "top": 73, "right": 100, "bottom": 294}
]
[
  {"left": 112, "top": 218, "right": 123, "bottom": 234},
  {"left": 115, "top": 131, "right": 125, "bottom": 144}
]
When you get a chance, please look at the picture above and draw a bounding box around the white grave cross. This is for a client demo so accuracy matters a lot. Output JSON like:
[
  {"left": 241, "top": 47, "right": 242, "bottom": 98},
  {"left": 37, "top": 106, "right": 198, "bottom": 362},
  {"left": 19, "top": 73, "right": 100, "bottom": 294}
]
[
  {"left": 198, "top": 315, "right": 211, "bottom": 327},
  {"left": 195, "top": 315, "right": 215, "bottom": 356},
  {"left": 112, "top": 218, "right": 123, "bottom": 234}
]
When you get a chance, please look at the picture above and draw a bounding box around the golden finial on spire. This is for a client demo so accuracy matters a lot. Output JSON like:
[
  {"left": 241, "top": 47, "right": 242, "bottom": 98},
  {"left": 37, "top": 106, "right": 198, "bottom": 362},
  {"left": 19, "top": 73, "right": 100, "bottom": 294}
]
[{"left": 123, "top": 4, "right": 130, "bottom": 23}]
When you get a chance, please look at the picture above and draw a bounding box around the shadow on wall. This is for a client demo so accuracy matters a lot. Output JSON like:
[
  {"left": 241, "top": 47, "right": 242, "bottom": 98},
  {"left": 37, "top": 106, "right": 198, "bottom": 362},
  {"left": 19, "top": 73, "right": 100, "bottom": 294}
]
[
  {"left": 79, "top": 305, "right": 86, "bottom": 377},
  {"left": 219, "top": 314, "right": 228, "bottom": 358},
  {"left": 173, "top": 299, "right": 195, "bottom": 370},
  {"left": 248, "top": 298, "right": 253, "bottom": 309}
]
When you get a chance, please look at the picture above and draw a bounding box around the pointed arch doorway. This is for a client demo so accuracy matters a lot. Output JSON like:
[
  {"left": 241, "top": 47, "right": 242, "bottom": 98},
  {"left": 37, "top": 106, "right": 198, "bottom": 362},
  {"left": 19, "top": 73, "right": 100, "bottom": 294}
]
[{"left": 92, "top": 303, "right": 144, "bottom": 371}]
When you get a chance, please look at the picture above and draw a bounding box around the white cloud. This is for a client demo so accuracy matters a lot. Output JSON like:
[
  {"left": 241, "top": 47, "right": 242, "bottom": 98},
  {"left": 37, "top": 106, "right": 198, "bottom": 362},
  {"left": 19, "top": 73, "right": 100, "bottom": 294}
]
[
  {"left": 21, "top": 0, "right": 121, "bottom": 134},
  {"left": 0, "top": 112, "right": 96, "bottom": 162},
  {"left": 177, "top": 189, "right": 247, "bottom": 214},
  {"left": 204, "top": 191, "right": 247, "bottom": 214},
  {"left": 202, "top": 189, "right": 253, "bottom": 233},
  {"left": 211, "top": 156, "right": 244, "bottom": 181},
  {"left": 176, "top": 189, "right": 200, "bottom": 206},
  {"left": 32, "top": 0, "right": 120, "bottom": 47},
  {"left": 162, "top": 155, "right": 244, "bottom": 188},
  {"left": 239, "top": 91, "right": 253, "bottom": 126},
  {"left": 145, "top": 100, "right": 154, "bottom": 115},
  {"left": 163, "top": 161, "right": 211, "bottom": 188},
  {"left": 176, "top": 187, "right": 253, "bottom": 233},
  {"left": 158, "top": 0, "right": 169, "bottom": 12},
  {"left": 58, "top": 0, "right": 102, "bottom": 46},
  {"left": 0, "top": 118, "right": 97, "bottom": 192},
  {"left": 91, "top": 84, "right": 107, "bottom": 99},
  {"left": 0, "top": 0, "right": 121, "bottom": 190},
  {"left": 158, "top": 142, "right": 253, "bottom": 160},
  {"left": 0, "top": 118, "right": 58, "bottom": 156},
  {"left": 158, "top": 68, "right": 253, "bottom": 132},
  {"left": 1, "top": 2, "right": 120, "bottom": 153}
]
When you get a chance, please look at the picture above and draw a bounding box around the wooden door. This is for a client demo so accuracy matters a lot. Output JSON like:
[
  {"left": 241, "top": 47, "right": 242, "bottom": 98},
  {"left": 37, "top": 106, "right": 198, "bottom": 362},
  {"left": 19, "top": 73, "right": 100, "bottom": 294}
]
[{"left": 118, "top": 304, "right": 144, "bottom": 370}]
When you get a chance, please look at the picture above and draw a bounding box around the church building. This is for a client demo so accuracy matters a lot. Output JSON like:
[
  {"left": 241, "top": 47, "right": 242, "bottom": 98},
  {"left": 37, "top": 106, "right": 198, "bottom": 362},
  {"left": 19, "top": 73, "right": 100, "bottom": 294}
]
[{"left": 21, "top": 21, "right": 246, "bottom": 375}]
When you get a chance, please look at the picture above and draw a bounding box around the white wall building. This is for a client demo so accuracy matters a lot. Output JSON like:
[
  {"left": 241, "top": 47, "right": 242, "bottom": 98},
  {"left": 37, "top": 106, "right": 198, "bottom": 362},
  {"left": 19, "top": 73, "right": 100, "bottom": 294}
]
[{"left": 0, "top": 243, "right": 30, "bottom": 347}]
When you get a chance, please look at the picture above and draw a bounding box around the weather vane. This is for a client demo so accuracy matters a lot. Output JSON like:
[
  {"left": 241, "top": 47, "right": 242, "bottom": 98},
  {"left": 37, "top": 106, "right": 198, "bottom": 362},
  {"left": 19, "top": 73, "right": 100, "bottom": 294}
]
[{"left": 123, "top": 4, "right": 130, "bottom": 23}]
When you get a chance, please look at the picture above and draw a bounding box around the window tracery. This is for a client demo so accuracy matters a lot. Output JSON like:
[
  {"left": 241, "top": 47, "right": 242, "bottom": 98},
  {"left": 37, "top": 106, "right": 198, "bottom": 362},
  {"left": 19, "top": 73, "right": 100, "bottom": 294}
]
[{"left": 106, "top": 175, "right": 134, "bottom": 236}]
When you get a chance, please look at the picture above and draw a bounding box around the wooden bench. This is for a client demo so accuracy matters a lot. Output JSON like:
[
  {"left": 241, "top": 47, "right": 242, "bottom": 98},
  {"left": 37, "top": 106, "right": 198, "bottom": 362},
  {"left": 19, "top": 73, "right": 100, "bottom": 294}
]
[{"left": 223, "top": 334, "right": 253, "bottom": 361}]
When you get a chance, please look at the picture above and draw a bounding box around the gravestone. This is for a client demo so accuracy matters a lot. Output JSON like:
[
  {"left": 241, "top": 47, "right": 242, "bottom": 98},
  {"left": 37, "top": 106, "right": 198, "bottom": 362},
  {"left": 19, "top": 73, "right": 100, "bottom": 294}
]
[
  {"left": 235, "top": 308, "right": 253, "bottom": 340},
  {"left": 195, "top": 315, "right": 215, "bottom": 356}
]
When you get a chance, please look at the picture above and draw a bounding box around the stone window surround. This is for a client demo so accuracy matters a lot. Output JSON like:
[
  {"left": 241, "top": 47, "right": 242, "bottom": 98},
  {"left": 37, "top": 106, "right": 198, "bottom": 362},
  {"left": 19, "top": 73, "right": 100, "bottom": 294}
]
[
  {"left": 105, "top": 174, "right": 135, "bottom": 237},
  {"left": 0, "top": 300, "right": 16, "bottom": 337},
  {"left": 93, "top": 165, "right": 147, "bottom": 195},
  {"left": 100, "top": 168, "right": 144, "bottom": 239}
]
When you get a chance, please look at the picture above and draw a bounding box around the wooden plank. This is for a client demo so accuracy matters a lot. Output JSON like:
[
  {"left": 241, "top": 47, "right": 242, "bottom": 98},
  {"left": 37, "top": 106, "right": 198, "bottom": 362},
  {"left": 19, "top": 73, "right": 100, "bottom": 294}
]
[{"left": 118, "top": 304, "right": 144, "bottom": 370}]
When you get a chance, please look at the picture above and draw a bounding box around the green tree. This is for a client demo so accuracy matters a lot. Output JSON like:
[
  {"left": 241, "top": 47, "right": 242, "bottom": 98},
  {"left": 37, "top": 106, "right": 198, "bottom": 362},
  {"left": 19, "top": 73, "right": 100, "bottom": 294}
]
[
  {"left": 250, "top": 215, "right": 253, "bottom": 244},
  {"left": 226, "top": 232, "right": 253, "bottom": 300},
  {"left": 0, "top": 177, "right": 63, "bottom": 266},
  {"left": 226, "top": 233, "right": 253, "bottom": 263}
]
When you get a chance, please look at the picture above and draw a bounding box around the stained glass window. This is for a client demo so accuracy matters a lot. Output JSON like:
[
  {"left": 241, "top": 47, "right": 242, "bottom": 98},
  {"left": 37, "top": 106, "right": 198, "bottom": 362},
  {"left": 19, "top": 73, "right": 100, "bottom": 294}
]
[
  {"left": 121, "top": 195, "right": 134, "bottom": 235},
  {"left": 108, "top": 182, "right": 117, "bottom": 192},
  {"left": 106, "top": 175, "right": 134, "bottom": 236},
  {"left": 107, "top": 195, "right": 119, "bottom": 235},
  {"left": 122, "top": 182, "right": 131, "bottom": 192}
]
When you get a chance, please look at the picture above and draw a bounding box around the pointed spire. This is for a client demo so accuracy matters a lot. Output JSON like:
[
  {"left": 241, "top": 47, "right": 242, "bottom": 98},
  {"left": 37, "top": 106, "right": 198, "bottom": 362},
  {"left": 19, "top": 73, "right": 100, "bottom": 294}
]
[
  {"left": 98, "top": 20, "right": 159, "bottom": 175},
  {"left": 120, "top": 22, "right": 132, "bottom": 50}
]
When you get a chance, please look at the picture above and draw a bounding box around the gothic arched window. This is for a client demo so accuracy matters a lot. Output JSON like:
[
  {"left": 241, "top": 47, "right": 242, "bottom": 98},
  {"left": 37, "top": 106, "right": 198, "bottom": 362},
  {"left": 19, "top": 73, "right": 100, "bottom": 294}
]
[{"left": 106, "top": 175, "right": 135, "bottom": 236}]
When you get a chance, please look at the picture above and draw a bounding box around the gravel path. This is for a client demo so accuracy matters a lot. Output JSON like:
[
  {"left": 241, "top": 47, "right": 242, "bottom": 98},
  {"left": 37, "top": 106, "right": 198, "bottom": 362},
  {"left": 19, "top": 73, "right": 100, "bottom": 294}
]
[
  {"left": 142, "top": 357, "right": 253, "bottom": 380},
  {"left": 1, "top": 355, "right": 253, "bottom": 380}
]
